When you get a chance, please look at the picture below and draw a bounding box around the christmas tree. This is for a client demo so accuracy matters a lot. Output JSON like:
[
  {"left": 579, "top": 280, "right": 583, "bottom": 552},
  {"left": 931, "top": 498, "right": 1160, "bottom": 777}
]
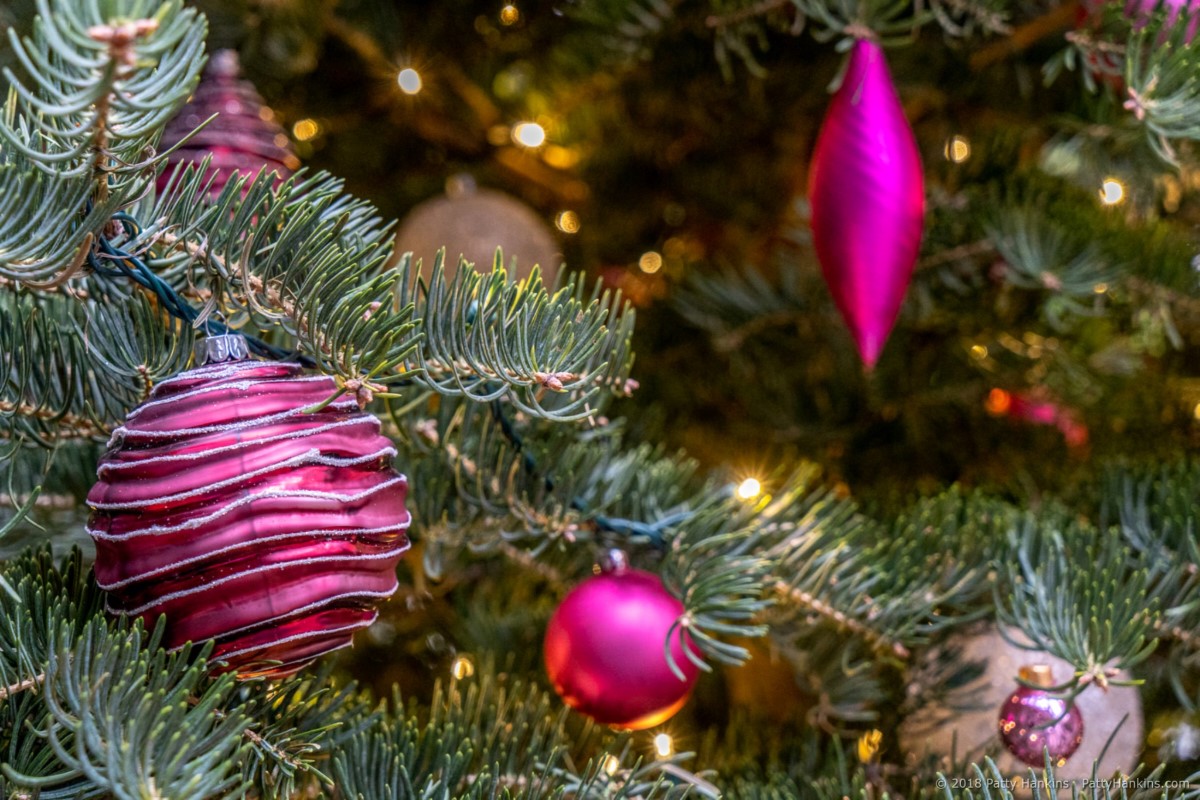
[{"left": 2, "top": 0, "right": 1200, "bottom": 797}]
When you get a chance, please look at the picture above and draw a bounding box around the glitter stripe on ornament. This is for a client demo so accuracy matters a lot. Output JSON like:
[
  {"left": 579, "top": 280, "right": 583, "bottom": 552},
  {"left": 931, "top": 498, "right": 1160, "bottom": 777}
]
[
  {"left": 94, "top": 525, "right": 408, "bottom": 588},
  {"left": 86, "top": 476, "right": 409, "bottom": 539},
  {"left": 88, "top": 359, "right": 411, "bottom": 678}
]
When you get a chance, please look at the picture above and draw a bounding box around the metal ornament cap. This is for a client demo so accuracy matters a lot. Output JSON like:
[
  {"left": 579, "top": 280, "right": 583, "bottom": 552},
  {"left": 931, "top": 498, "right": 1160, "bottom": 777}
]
[
  {"left": 194, "top": 332, "right": 250, "bottom": 365},
  {"left": 87, "top": 359, "right": 411, "bottom": 679},
  {"left": 808, "top": 39, "right": 925, "bottom": 369}
]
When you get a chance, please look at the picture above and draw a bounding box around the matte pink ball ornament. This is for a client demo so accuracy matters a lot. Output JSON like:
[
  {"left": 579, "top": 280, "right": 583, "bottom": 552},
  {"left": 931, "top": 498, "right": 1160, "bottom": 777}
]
[
  {"left": 998, "top": 665, "right": 1085, "bottom": 767},
  {"left": 544, "top": 556, "right": 699, "bottom": 730},
  {"left": 808, "top": 39, "right": 925, "bottom": 369},
  {"left": 87, "top": 335, "right": 411, "bottom": 679}
]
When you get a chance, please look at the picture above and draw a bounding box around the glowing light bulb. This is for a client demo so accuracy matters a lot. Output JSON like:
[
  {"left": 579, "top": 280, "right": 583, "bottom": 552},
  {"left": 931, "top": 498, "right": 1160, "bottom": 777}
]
[
  {"left": 969, "top": 344, "right": 988, "bottom": 360},
  {"left": 451, "top": 655, "right": 475, "bottom": 679},
  {"left": 1100, "top": 177, "right": 1126, "bottom": 205},
  {"left": 398, "top": 68, "right": 423, "bottom": 95},
  {"left": 555, "top": 210, "right": 580, "bottom": 234},
  {"left": 604, "top": 755, "right": 620, "bottom": 775},
  {"left": 736, "top": 478, "right": 762, "bottom": 500},
  {"left": 292, "top": 119, "right": 320, "bottom": 141},
  {"left": 512, "top": 121, "right": 546, "bottom": 148},
  {"left": 944, "top": 135, "right": 971, "bottom": 163},
  {"left": 500, "top": 3, "right": 520, "bottom": 25},
  {"left": 638, "top": 251, "right": 662, "bottom": 274},
  {"left": 654, "top": 733, "right": 673, "bottom": 758}
]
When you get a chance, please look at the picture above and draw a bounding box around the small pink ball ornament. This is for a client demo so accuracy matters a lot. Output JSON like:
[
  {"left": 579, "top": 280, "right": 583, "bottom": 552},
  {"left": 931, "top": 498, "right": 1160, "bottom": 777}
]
[
  {"left": 998, "top": 665, "right": 1085, "bottom": 767},
  {"left": 87, "top": 334, "right": 411, "bottom": 679},
  {"left": 544, "top": 554, "right": 699, "bottom": 730}
]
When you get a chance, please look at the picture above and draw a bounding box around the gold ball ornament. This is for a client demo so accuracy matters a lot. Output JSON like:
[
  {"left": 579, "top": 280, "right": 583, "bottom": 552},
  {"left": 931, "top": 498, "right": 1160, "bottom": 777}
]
[
  {"left": 901, "top": 627, "right": 1143, "bottom": 784},
  {"left": 392, "top": 177, "right": 562, "bottom": 286}
]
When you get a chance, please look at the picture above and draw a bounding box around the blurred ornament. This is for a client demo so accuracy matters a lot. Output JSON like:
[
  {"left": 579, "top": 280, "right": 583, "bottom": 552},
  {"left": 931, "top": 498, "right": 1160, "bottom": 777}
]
[
  {"left": 985, "top": 389, "right": 1089, "bottom": 450},
  {"left": 999, "top": 665, "right": 1085, "bottom": 767},
  {"left": 87, "top": 334, "right": 411, "bottom": 679},
  {"left": 393, "top": 176, "right": 562, "bottom": 285},
  {"left": 808, "top": 39, "right": 925, "bottom": 369},
  {"left": 157, "top": 50, "right": 299, "bottom": 197},
  {"left": 900, "top": 627, "right": 1142, "bottom": 781},
  {"left": 1077, "top": 0, "right": 1199, "bottom": 90},
  {"left": 544, "top": 554, "right": 698, "bottom": 729}
]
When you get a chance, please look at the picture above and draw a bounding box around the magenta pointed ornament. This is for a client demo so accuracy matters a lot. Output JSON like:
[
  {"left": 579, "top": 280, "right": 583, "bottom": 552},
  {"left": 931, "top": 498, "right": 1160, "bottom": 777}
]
[{"left": 808, "top": 39, "right": 925, "bottom": 368}]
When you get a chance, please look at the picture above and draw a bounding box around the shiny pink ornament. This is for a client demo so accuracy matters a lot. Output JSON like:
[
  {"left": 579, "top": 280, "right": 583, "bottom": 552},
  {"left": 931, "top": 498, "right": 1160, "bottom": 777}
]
[
  {"left": 544, "top": 566, "right": 698, "bottom": 730},
  {"left": 87, "top": 359, "right": 411, "bottom": 679},
  {"left": 808, "top": 40, "right": 925, "bottom": 369},
  {"left": 998, "top": 671, "right": 1084, "bottom": 767},
  {"left": 157, "top": 50, "right": 299, "bottom": 198}
]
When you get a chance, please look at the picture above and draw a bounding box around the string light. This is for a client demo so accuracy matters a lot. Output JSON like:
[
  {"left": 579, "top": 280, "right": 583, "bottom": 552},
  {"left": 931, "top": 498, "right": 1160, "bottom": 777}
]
[
  {"left": 500, "top": 3, "right": 520, "bottom": 25},
  {"left": 969, "top": 344, "right": 988, "bottom": 360},
  {"left": 638, "top": 251, "right": 663, "bottom": 274},
  {"left": 654, "top": 733, "right": 674, "bottom": 758},
  {"left": 555, "top": 210, "right": 580, "bottom": 234},
  {"left": 397, "top": 68, "right": 422, "bottom": 95},
  {"left": 985, "top": 388, "right": 1012, "bottom": 416},
  {"left": 736, "top": 478, "right": 762, "bottom": 500},
  {"left": 944, "top": 135, "right": 971, "bottom": 164},
  {"left": 603, "top": 755, "right": 620, "bottom": 776},
  {"left": 1100, "top": 177, "right": 1126, "bottom": 206},
  {"left": 291, "top": 118, "right": 319, "bottom": 141},
  {"left": 451, "top": 655, "right": 475, "bottom": 679},
  {"left": 512, "top": 121, "right": 546, "bottom": 148},
  {"left": 1193, "top": 402, "right": 1200, "bottom": 422}
]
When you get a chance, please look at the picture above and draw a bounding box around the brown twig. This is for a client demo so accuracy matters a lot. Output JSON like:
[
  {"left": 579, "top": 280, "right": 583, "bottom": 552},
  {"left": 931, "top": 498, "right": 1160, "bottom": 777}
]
[
  {"left": 773, "top": 580, "right": 911, "bottom": 659},
  {"left": 707, "top": 0, "right": 790, "bottom": 28},
  {"left": 969, "top": 0, "right": 1080, "bottom": 71},
  {"left": 0, "top": 401, "right": 108, "bottom": 439},
  {"left": 0, "top": 493, "right": 80, "bottom": 510},
  {"left": 0, "top": 674, "right": 44, "bottom": 700}
]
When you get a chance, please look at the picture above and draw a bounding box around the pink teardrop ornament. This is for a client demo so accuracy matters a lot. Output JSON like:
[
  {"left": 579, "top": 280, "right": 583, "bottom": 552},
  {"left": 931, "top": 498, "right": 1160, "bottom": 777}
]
[{"left": 808, "top": 40, "right": 925, "bottom": 368}]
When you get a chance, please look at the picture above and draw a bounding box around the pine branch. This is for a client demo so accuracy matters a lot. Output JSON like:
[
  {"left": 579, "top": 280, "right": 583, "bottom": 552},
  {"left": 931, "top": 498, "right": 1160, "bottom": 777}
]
[
  {"left": 0, "top": 0, "right": 205, "bottom": 191},
  {"left": 131, "top": 168, "right": 635, "bottom": 421}
]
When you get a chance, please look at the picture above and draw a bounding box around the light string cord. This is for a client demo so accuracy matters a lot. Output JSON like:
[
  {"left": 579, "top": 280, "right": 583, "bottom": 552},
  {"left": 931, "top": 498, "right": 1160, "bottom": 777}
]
[{"left": 86, "top": 209, "right": 316, "bottom": 367}]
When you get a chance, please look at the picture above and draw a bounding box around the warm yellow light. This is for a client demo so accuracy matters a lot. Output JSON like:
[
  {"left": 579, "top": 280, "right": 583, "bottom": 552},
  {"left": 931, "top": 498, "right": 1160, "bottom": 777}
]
[
  {"left": 451, "top": 655, "right": 475, "bottom": 679},
  {"left": 292, "top": 118, "right": 319, "bottom": 142},
  {"left": 542, "top": 144, "right": 580, "bottom": 169},
  {"left": 944, "top": 135, "right": 971, "bottom": 164},
  {"left": 603, "top": 755, "right": 620, "bottom": 775},
  {"left": 1094, "top": 282, "right": 1108, "bottom": 294},
  {"left": 638, "top": 251, "right": 663, "bottom": 274},
  {"left": 1192, "top": 402, "right": 1200, "bottom": 421},
  {"left": 1100, "top": 177, "right": 1126, "bottom": 205},
  {"left": 654, "top": 733, "right": 673, "bottom": 758},
  {"left": 512, "top": 121, "right": 546, "bottom": 148},
  {"left": 398, "top": 68, "right": 423, "bottom": 95},
  {"left": 736, "top": 478, "right": 762, "bottom": 500},
  {"left": 500, "top": 3, "right": 520, "bottom": 25},
  {"left": 969, "top": 344, "right": 988, "bottom": 360},
  {"left": 555, "top": 210, "right": 580, "bottom": 234}
]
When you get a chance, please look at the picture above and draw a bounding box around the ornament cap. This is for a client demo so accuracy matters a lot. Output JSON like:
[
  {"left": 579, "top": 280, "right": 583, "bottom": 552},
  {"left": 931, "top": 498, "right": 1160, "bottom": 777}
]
[
  {"left": 194, "top": 332, "right": 251, "bottom": 366},
  {"left": 599, "top": 549, "right": 629, "bottom": 574},
  {"left": 1019, "top": 663, "right": 1055, "bottom": 687}
]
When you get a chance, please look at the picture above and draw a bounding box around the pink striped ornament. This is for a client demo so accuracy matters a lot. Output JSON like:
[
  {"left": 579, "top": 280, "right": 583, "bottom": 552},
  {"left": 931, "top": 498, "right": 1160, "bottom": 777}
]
[{"left": 87, "top": 359, "right": 411, "bottom": 679}]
